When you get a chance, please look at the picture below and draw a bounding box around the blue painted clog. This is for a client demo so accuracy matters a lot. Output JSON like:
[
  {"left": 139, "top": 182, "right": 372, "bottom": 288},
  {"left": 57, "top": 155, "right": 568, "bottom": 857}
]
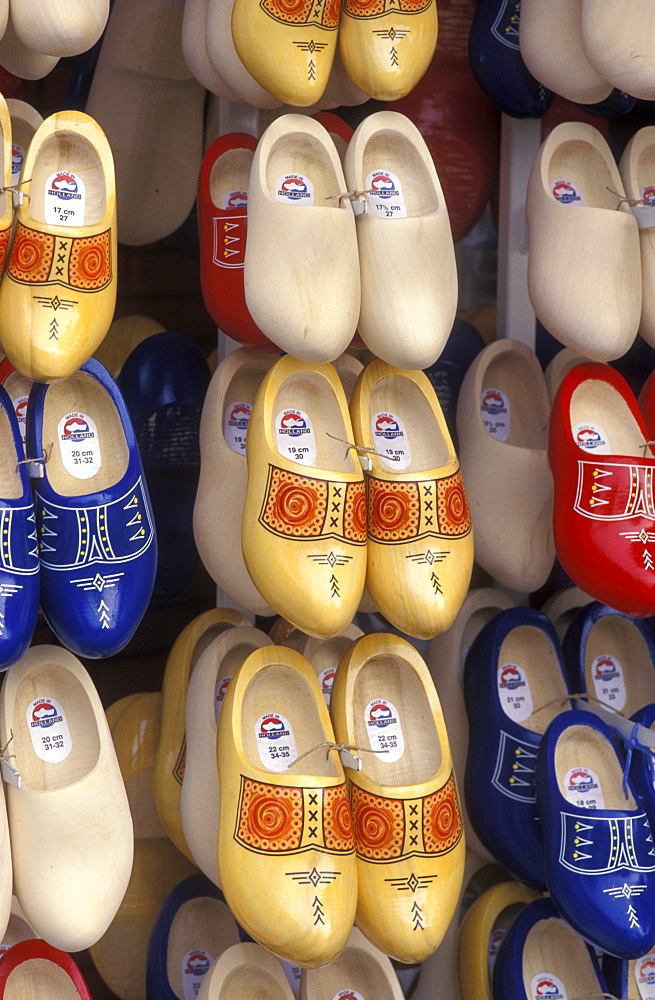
[
  {"left": 563, "top": 601, "right": 655, "bottom": 719},
  {"left": 464, "top": 607, "right": 572, "bottom": 889},
  {"left": 27, "top": 357, "right": 157, "bottom": 658},
  {"left": 604, "top": 952, "right": 655, "bottom": 1000},
  {"left": 146, "top": 874, "right": 244, "bottom": 1000},
  {"left": 492, "top": 897, "right": 607, "bottom": 1000},
  {"left": 536, "top": 708, "right": 655, "bottom": 959},
  {"left": 0, "top": 383, "right": 39, "bottom": 669},
  {"left": 468, "top": 0, "right": 554, "bottom": 119},
  {"left": 423, "top": 316, "right": 485, "bottom": 445}
]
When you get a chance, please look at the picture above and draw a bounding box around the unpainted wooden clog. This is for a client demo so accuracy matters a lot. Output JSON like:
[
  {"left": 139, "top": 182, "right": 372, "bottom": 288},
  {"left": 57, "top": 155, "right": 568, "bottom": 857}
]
[
  {"left": 619, "top": 126, "right": 655, "bottom": 350},
  {"left": 282, "top": 621, "right": 363, "bottom": 707},
  {"left": 198, "top": 942, "right": 294, "bottom": 1000},
  {"left": 0, "top": 16, "right": 59, "bottom": 80},
  {"left": 205, "top": 0, "right": 282, "bottom": 108},
  {"left": 6, "top": 98, "right": 43, "bottom": 192},
  {"left": 581, "top": 0, "right": 655, "bottom": 102},
  {"left": 182, "top": 0, "right": 243, "bottom": 98},
  {"left": 11, "top": 0, "right": 108, "bottom": 58},
  {"left": 300, "top": 925, "right": 404, "bottom": 1000}
]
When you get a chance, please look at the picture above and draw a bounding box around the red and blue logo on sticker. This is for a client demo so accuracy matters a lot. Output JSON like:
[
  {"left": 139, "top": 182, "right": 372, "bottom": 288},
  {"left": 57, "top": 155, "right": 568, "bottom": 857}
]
[
  {"left": 49, "top": 172, "right": 81, "bottom": 200},
  {"left": 535, "top": 982, "right": 561, "bottom": 997},
  {"left": 30, "top": 702, "right": 61, "bottom": 728},
  {"left": 259, "top": 715, "right": 288, "bottom": 739},
  {"left": 368, "top": 703, "right": 394, "bottom": 727},
  {"left": 185, "top": 953, "right": 210, "bottom": 976},
  {"left": 370, "top": 173, "right": 395, "bottom": 198},
  {"left": 499, "top": 666, "right": 524, "bottom": 689}
]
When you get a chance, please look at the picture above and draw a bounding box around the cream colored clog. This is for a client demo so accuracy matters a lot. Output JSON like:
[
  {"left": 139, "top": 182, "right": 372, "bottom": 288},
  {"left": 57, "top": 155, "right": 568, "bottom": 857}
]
[
  {"left": 180, "top": 626, "right": 272, "bottom": 885},
  {"left": 217, "top": 645, "right": 357, "bottom": 967},
  {"left": 350, "top": 360, "right": 473, "bottom": 639},
  {"left": 182, "top": 0, "right": 242, "bottom": 98},
  {"left": 6, "top": 99, "right": 43, "bottom": 191},
  {"left": 300, "top": 926, "right": 404, "bottom": 1000},
  {"left": 527, "top": 121, "right": 641, "bottom": 362},
  {"left": 242, "top": 355, "right": 367, "bottom": 638},
  {"left": 244, "top": 115, "right": 360, "bottom": 363},
  {"left": 456, "top": 338, "right": 555, "bottom": 594},
  {"left": 344, "top": 111, "right": 457, "bottom": 371},
  {"left": 0, "top": 897, "right": 38, "bottom": 955},
  {"left": 620, "top": 126, "right": 655, "bottom": 350},
  {"left": 193, "top": 348, "right": 276, "bottom": 616},
  {"left": 581, "top": 1, "right": 655, "bottom": 101},
  {"left": 0, "top": 645, "right": 133, "bottom": 952},
  {"left": 11, "top": 0, "right": 109, "bottom": 57},
  {"left": 544, "top": 348, "right": 590, "bottom": 402},
  {"left": 198, "top": 942, "right": 294, "bottom": 1000},
  {"left": 0, "top": 16, "right": 59, "bottom": 80},
  {"left": 282, "top": 621, "right": 363, "bottom": 707},
  {"left": 540, "top": 587, "right": 593, "bottom": 641},
  {"left": 205, "top": 0, "right": 282, "bottom": 108}
]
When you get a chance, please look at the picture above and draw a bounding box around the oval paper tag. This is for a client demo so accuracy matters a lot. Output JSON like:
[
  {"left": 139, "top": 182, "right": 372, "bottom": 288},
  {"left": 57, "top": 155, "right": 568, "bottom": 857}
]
[
  {"left": 214, "top": 675, "right": 231, "bottom": 724},
  {"left": 366, "top": 168, "right": 407, "bottom": 219},
  {"left": 45, "top": 169, "right": 86, "bottom": 225},
  {"left": 371, "top": 411, "right": 411, "bottom": 471},
  {"left": 275, "top": 408, "right": 316, "bottom": 464},
  {"left": 27, "top": 696, "right": 72, "bottom": 763},
  {"left": 481, "top": 388, "right": 510, "bottom": 442},
  {"left": 563, "top": 765, "right": 605, "bottom": 810},
  {"left": 223, "top": 401, "right": 251, "bottom": 455},
  {"left": 255, "top": 713, "right": 298, "bottom": 772},
  {"left": 591, "top": 653, "right": 626, "bottom": 711},
  {"left": 58, "top": 411, "right": 101, "bottom": 479},
  {"left": 275, "top": 173, "right": 314, "bottom": 206},
  {"left": 181, "top": 949, "right": 213, "bottom": 1000},
  {"left": 364, "top": 698, "right": 404, "bottom": 763},
  {"left": 497, "top": 663, "right": 533, "bottom": 722},
  {"left": 530, "top": 973, "right": 568, "bottom": 1000},
  {"left": 572, "top": 421, "right": 611, "bottom": 454},
  {"left": 635, "top": 954, "right": 655, "bottom": 1000}
]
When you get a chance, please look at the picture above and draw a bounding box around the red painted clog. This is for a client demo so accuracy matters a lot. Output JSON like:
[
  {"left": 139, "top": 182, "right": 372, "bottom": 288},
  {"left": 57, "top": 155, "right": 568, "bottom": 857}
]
[
  {"left": 550, "top": 362, "right": 655, "bottom": 617},
  {"left": 0, "top": 939, "right": 92, "bottom": 998}
]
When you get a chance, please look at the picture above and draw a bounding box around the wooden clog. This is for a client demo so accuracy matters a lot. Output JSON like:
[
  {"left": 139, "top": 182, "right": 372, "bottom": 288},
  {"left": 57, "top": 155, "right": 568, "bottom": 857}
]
[
  {"left": 181, "top": 626, "right": 273, "bottom": 885},
  {"left": 0, "top": 111, "right": 117, "bottom": 382},
  {"left": 182, "top": 0, "right": 243, "bottom": 98},
  {"left": 198, "top": 942, "right": 294, "bottom": 1000},
  {"left": 6, "top": 99, "right": 43, "bottom": 191},
  {"left": 300, "top": 925, "right": 404, "bottom": 1000},
  {"left": 311, "top": 112, "right": 354, "bottom": 166},
  {"left": 344, "top": 111, "right": 457, "bottom": 370},
  {"left": 0, "top": 644, "right": 133, "bottom": 952},
  {"left": 527, "top": 121, "right": 641, "bottom": 362},
  {"left": 330, "top": 632, "right": 465, "bottom": 964},
  {"left": 153, "top": 608, "right": 250, "bottom": 861},
  {"left": 0, "top": 940, "right": 93, "bottom": 999},
  {"left": 241, "top": 354, "right": 367, "bottom": 638},
  {"left": 0, "top": 96, "right": 12, "bottom": 286},
  {"left": 230, "top": 0, "right": 339, "bottom": 106},
  {"left": 455, "top": 338, "right": 555, "bottom": 594},
  {"left": 193, "top": 348, "right": 276, "bottom": 616},
  {"left": 333, "top": 350, "right": 363, "bottom": 401},
  {"left": 94, "top": 313, "right": 166, "bottom": 377},
  {"left": 321, "top": 48, "right": 370, "bottom": 108},
  {"left": 205, "top": 0, "right": 282, "bottom": 108},
  {"left": 544, "top": 348, "right": 590, "bottom": 402},
  {"left": 581, "top": 1, "right": 655, "bottom": 102},
  {"left": 0, "top": 899, "right": 37, "bottom": 956},
  {"left": 0, "top": 17, "right": 59, "bottom": 80},
  {"left": 540, "top": 586, "right": 593, "bottom": 641},
  {"left": 217, "top": 645, "right": 357, "bottom": 967},
  {"left": 519, "top": 0, "right": 612, "bottom": 105},
  {"left": 85, "top": 0, "right": 205, "bottom": 247},
  {"left": 11, "top": 0, "right": 109, "bottom": 58},
  {"left": 338, "top": 0, "right": 436, "bottom": 101},
  {"left": 244, "top": 114, "right": 360, "bottom": 363},
  {"left": 620, "top": 127, "right": 655, "bottom": 350},
  {"left": 350, "top": 359, "right": 473, "bottom": 639},
  {"left": 282, "top": 621, "right": 363, "bottom": 707}
]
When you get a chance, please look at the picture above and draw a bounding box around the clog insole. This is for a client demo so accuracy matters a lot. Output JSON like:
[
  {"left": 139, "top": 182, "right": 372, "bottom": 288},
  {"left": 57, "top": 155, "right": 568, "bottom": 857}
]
[
  {"left": 351, "top": 654, "right": 441, "bottom": 787},
  {"left": 548, "top": 138, "right": 622, "bottom": 211},
  {"left": 0, "top": 404, "right": 22, "bottom": 500},
  {"left": 497, "top": 625, "right": 570, "bottom": 736},
  {"left": 13, "top": 663, "right": 100, "bottom": 791},
  {"left": 311, "top": 945, "right": 396, "bottom": 1000},
  {"left": 482, "top": 352, "right": 549, "bottom": 450},
  {"left": 369, "top": 374, "right": 448, "bottom": 473},
  {"left": 274, "top": 373, "right": 359, "bottom": 475},
  {"left": 241, "top": 663, "right": 338, "bottom": 778},
  {"left": 2, "top": 959, "right": 84, "bottom": 999},
  {"left": 42, "top": 371, "right": 129, "bottom": 498},
  {"left": 554, "top": 723, "right": 636, "bottom": 811},
  {"left": 362, "top": 130, "right": 439, "bottom": 218},
  {"left": 522, "top": 917, "right": 602, "bottom": 997},
  {"left": 265, "top": 134, "right": 343, "bottom": 207},
  {"left": 166, "top": 897, "right": 240, "bottom": 999},
  {"left": 583, "top": 615, "right": 655, "bottom": 719},
  {"left": 219, "top": 966, "right": 292, "bottom": 1000},
  {"left": 570, "top": 378, "right": 647, "bottom": 456},
  {"left": 210, "top": 148, "right": 253, "bottom": 208},
  {"left": 28, "top": 130, "right": 106, "bottom": 227}
]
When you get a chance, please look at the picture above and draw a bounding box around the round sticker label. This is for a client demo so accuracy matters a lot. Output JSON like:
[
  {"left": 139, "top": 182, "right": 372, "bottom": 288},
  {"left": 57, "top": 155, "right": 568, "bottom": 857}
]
[
  {"left": 364, "top": 698, "right": 404, "bottom": 763},
  {"left": 642, "top": 187, "right": 655, "bottom": 207},
  {"left": 221, "top": 189, "right": 248, "bottom": 210},
  {"left": 591, "top": 653, "right": 626, "bottom": 711},
  {"left": 182, "top": 949, "right": 213, "bottom": 1000},
  {"left": 371, "top": 411, "right": 411, "bottom": 471},
  {"left": 318, "top": 666, "right": 336, "bottom": 706},
  {"left": 530, "top": 973, "right": 568, "bottom": 999},
  {"left": 551, "top": 180, "right": 584, "bottom": 206},
  {"left": 635, "top": 954, "right": 655, "bottom": 1000},
  {"left": 275, "top": 408, "right": 316, "bottom": 464},
  {"left": 11, "top": 143, "right": 24, "bottom": 182},
  {"left": 45, "top": 169, "right": 86, "bottom": 225},
  {"left": 12, "top": 394, "right": 28, "bottom": 446},
  {"left": 27, "top": 696, "right": 72, "bottom": 763},
  {"left": 366, "top": 169, "right": 407, "bottom": 219},
  {"left": 214, "top": 675, "right": 232, "bottom": 724},
  {"left": 487, "top": 927, "right": 506, "bottom": 975},
  {"left": 275, "top": 173, "right": 314, "bottom": 206},
  {"left": 332, "top": 991, "right": 365, "bottom": 1000},
  {"left": 563, "top": 765, "right": 605, "bottom": 810},
  {"left": 572, "top": 421, "right": 611, "bottom": 454},
  {"left": 224, "top": 400, "right": 251, "bottom": 455},
  {"left": 282, "top": 961, "right": 302, "bottom": 995},
  {"left": 256, "top": 713, "right": 298, "bottom": 772},
  {"left": 481, "top": 388, "right": 510, "bottom": 441},
  {"left": 57, "top": 411, "right": 101, "bottom": 479},
  {"left": 497, "top": 663, "right": 533, "bottom": 722}
]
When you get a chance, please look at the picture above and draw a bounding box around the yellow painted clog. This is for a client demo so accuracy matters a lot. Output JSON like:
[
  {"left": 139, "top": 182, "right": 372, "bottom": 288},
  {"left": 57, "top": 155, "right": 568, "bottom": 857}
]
[
  {"left": 242, "top": 354, "right": 367, "bottom": 638},
  {"left": 330, "top": 632, "right": 466, "bottom": 964},
  {"left": 0, "top": 96, "right": 12, "bottom": 285},
  {"left": 350, "top": 359, "right": 473, "bottom": 639},
  {"left": 217, "top": 645, "right": 357, "bottom": 967},
  {"left": 153, "top": 608, "right": 250, "bottom": 861},
  {"left": 0, "top": 110, "right": 117, "bottom": 382}
]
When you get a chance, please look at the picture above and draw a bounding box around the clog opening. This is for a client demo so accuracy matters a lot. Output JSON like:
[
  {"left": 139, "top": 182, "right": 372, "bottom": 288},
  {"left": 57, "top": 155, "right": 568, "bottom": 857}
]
[
  {"left": 241, "top": 663, "right": 339, "bottom": 778},
  {"left": 309, "top": 945, "right": 395, "bottom": 998},
  {"left": 166, "top": 897, "right": 240, "bottom": 998},
  {"left": 497, "top": 625, "right": 569, "bottom": 735},
  {"left": 635, "top": 141, "right": 655, "bottom": 197},
  {"left": 189, "top": 620, "right": 243, "bottom": 676},
  {"left": 0, "top": 402, "right": 22, "bottom": 500},
  {"left": 210, "top": 148, "right": 254, "bottom": 210},
  {"left": 370, "top": 374, "right": 449, "bottom": 472},
  {"left": 265, "top": 134, "right": 342, "bottom": 207},
  {"left": 548, "top": 138, "right": 622, "bottom": 211},
  {"left": 583, "top": 615, "right": 655, "bottom": 719},
  {"left": 273, "top": 371, "right": 359, "bottom": 475},
  {"left": 362, "top": 130, "right": 439, "bottom": 218},
  {"left": 13, "top": 664, "right": 101, "bottom": 790},
  {"left": 461, "top": 606, "right": 506, "bottom": 661},
  {"left": 3, "top": 958, "right": 83, "bottom": 999},
  {"left": 41, "top": 371, "right": 129, "bottom": 497},
  {"left": 351, "top": 654, "right": 441, "bottom": 785},
  {"left": 569, "top": 379, "right": 647, "bottom": 456},
  {"left": 554, "top": 723, "right": 636, "bottom": 810},
  {"left": 29, "top": 130, "right": 106, "bottom": 227},
  {"left": 220, "top": 965, "right": 291, "bottom": 999},
  {"left": 482, "top": 353, "right": 549, "bottom": 449},
  {"left": 522, "top": 917, "right": 602, "bottom": 997}
]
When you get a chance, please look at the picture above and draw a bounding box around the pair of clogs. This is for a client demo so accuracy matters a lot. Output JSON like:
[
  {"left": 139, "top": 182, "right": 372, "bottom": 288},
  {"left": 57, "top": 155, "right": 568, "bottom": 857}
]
[{"left": 245, "top": 111, "right": 458, "bottom": 372}]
